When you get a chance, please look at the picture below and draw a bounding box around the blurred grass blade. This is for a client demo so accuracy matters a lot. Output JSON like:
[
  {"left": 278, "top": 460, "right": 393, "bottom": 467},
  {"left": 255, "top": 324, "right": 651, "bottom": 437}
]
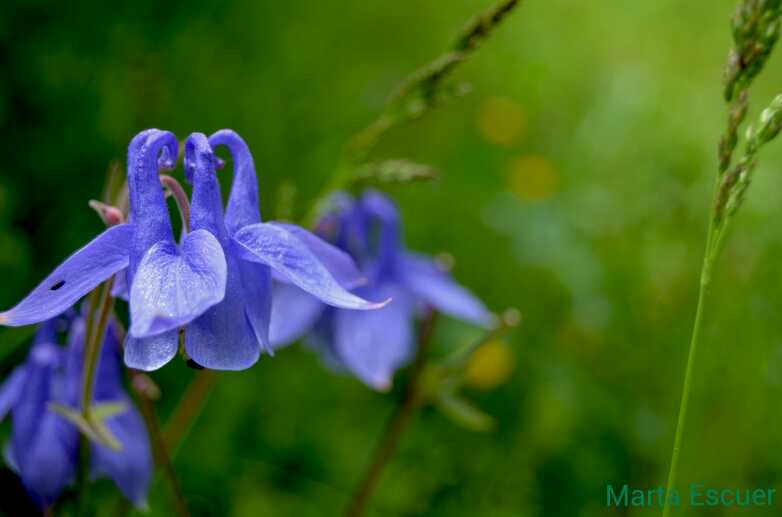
[
  {"left": 436, "top": 390, "right": 496, "bottom": 432},
  {"left": 353, "top": 160, "right": 439, "bottom": 186}
]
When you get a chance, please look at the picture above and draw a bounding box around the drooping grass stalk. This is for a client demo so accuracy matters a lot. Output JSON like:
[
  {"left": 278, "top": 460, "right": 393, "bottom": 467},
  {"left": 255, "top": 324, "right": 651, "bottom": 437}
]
[
  {"left": 344, "top": 311, "right": 440, "bottom": 517},
  {"left": 304, "top": 0, "right": 522, "bottom": 224},
  {"left": 662, "top": 2, "right": 782, "bottom": 515}
]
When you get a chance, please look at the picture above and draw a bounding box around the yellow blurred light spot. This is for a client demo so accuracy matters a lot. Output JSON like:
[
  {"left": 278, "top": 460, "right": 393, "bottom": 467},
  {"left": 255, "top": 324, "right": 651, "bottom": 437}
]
[
  {"left": 507, "top": 155, "right": 560, "bottom": 201},
  {"left": 465, "top": 340, "right": 515, "bottom": 391},
  {"left": 477, "top": 96, "right": 526, "bottom": 146}
]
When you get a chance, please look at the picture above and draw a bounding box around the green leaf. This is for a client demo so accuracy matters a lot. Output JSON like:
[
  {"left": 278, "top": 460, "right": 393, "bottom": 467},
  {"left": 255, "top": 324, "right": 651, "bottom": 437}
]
[
  {"left": 48, "top": 401, "right": 126, "bottom": 451},
  {"left": 435, "top": 392, "right": 496, "bottom": 432}
]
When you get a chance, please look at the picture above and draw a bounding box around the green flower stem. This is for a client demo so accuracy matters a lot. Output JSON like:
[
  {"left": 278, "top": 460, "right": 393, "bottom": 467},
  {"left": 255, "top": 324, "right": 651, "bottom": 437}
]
[
  {"left": 75, "top": 277, "right": 114, "bottom": 516},
  {"left": 344, "top": 311, "right": 439, "bottom": 517},
  {"left": 81, "top": 277, "right": 115, "bottom": 418}
]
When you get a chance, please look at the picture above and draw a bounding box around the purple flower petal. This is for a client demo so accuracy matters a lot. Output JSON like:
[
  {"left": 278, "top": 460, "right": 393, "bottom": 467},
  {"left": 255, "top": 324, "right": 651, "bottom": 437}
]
[
  {"left": 18, "top": 410, "right": 79, "bottom": 505},
  {"left": 271, "top": 223, "right": 365, "bottom": 289},
  {"left": 12, "top": 344, "right": 63, "bottom": 455},
  {"left": 124, "top": 329, "right": 180, "bottom": 371},
  {"left": 110, "top": 269, "right": 129, "bottom": 301},
  {"left": 334, "top": 284, "right": 413, "bottom": 391},
  {"left": 0, "top": 224, "right": 133, "bottom": 327},
  {"left": 239, "top": 258, "right": 273, "bottom": 353},
  {"left": 91, "top": 400, "right": 152, "bottom": 508},
  {"left": 360, "top": 190, "right": 400, "bottom": 223},
  {"left": 185, "top": 251, "right": 262, "bottom": 370},
  {"left": 233, "top": 223, "right": 387, "bottom": 310},
  {"left": 181, "top": 134, "right": 263, "bottom": 369},
  {"left": 129, "top": 229, "right": 227, "bottom": 338},
  {"left": 12, "top": 350, "right": 50, "bottom": 456},
  {"left": 400, "top": 252, "right": 492, "bottom": 327},
  {"left": 12, "top": 346, "right": 78, "bottom": 504},
  {"left": 269, "top": 283, "right": 324, "bottom": 348},
  {"left": 359, "top": 190, "right": 403, "bottom": 276},
  {"left": 0, "top": 366, "right": 27, "bottom": 422}
]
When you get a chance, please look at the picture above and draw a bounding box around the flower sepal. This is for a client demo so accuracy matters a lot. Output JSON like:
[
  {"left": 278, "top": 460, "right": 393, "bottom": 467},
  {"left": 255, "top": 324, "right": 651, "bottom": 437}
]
[
  {"left": 434, "top": 381, "right": 496, "bottom": 433},
  {"left": 47, "top": 401, "right": 128, "bottom": 451}
]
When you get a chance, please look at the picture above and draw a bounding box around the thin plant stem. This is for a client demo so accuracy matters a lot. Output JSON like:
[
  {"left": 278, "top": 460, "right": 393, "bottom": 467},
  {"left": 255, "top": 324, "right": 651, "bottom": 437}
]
[
  {"left": 81, "top": 289, "right": 101, "bottom": 373},
  {"left": 81, "top": 278, "right": 115, "bottom": 417},
  {"left": 303, "top": 0, "right": 521, "bottom": 225},
  {"left": 661, "top": 252, "right": 712, "bottom": 516},
  {"left": 662, "top": 4, "right": 782, "bottom": 508},
  {"left": 344, "top": 311, "right": 439, "bottom": 517},
  {"left": 160, "top": 175, "right": 191, "bottom": 234},
  {"left": 163, "top": 369, "right": 218, "bottom": 456},
  {"left": 74, "top": 277, "right": 115, "bottom": 515},
  {"left": 661, "top": 196, "right": 720, "bottom": 516},
  {"left": 133, "top": 375, "right": 191, "bottom": 517}
]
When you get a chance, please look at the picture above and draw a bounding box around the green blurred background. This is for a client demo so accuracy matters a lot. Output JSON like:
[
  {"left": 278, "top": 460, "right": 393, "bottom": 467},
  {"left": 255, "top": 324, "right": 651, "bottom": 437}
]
[{"left": 3, "top": 0, "right": 782, "bottom": 515}]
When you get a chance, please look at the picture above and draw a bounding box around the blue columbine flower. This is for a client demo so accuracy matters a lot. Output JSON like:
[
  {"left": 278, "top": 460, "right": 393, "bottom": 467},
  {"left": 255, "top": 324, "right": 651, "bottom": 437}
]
[
  {"left": 269, "top": 190, "right": 492, "bottom": 390},
  {"left": 166, "top": 132, "right": 384, "bottom": 370},
  {"left": 0, "top": 129, "right": 383, "bottom": 371},
  {"left": 0, "top": 129, "right": 226, "bottom": 369},
  {"left": 0, "top": 314, "right": 152, "bottom": 507},
  {"left": 123, "top": 129, "right": 231, "bottom": 369}
]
